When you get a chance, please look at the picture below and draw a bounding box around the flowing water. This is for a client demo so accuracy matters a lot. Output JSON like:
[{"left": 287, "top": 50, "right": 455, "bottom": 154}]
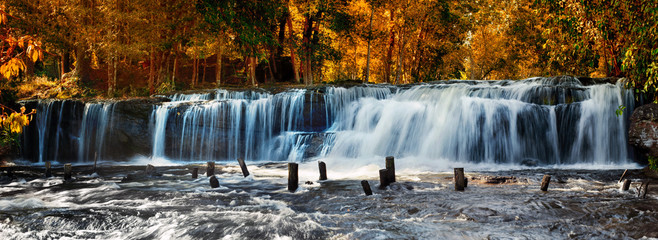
[{"left": 4, "top": 76, "right": 657, "bottom": 239}]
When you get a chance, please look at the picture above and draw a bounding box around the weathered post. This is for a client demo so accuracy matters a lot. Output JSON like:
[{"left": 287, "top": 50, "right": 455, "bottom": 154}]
[
  {"left": 454, "top": 168, "right": 465, "bottom": 191},
  {"left": 45, "top": 161, "right": 52, "bottom": 178},
  {"left": 64, "top": 163, "right": 72, "bottom": 181},
  {"left": 379, "top": 169, "right": 390, "bottom": 189},
  {"left": 622, "top": 179, "right": 631, "bottom": 191},
  {"left": 207, "top": 161, "right": 215, "bottom": 177},
  {"left": 237, "top": 158, "right": 250, "bottom": 177},
  {"left": 385, "top": 156, "right": 395, "bottom": 183},
  {"left": 540, "top": 175, "right": 551, "bottom": 191},
  {"left": 619, "top": 169, "right": 628, "bottom": 183},
  {"left": 209, "top": 175, "right": 220, "bottom": 188},
  {"left": 288, "top": 163, "right": 298, "bottom": 192},
  {"left": 465, "top": 177, "right": 468, "bottom": 188},
  {"left": 361, "top": 180, "right": 373, "bottom": 196},
  {"left": 192, "top": 167, "right": 199, "bottom": 179},
  {"left": 318, "top": 161, "right": 327, "bottom": 180}
]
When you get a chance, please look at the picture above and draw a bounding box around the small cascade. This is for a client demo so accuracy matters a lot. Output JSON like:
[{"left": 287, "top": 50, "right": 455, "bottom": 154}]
[
  {"left": 78, "top": 103, "right": 116, "bottom": 162},
  {"left": 150, "top": 89, "right": 309, "bottom": 161}
]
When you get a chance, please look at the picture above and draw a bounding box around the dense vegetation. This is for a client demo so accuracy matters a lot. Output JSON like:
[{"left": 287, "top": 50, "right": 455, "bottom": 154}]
[{"left": 0, "top": 0, "right": 656, "bottom": 100}]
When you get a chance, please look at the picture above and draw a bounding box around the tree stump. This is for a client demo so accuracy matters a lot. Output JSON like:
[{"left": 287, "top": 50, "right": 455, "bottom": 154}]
[
  {"left": 361, "top": 180, "right": 373, "bottom": 195},
  {"left": 207, "top": 161, "right": 215, "bottom": 177},
  {"left": 209, "top": 176, "right": 220, "bottom": 188},
  {"left": 454, "top": 168, "right": 465, "bottom": 191},
  {"left": 192, "top": 167, "right": 199, "bottom": 179},
  {"left": 386, "top": 156, "right": 395, "bottom": 183},
  {"left": 288, "top": 163, "right": 298, "bottom": 192},
  {"left": 45, "top": 161, "right": 52, "bottom": 178},
  {"left": 622, "top": 179, "right": 631, "bottom": 191},
  {"left": 318, "top": 161, "right": 327, "bottom": 180},
  {"left": 64, "top": 163, "right": 72, "bottom": 181},
  {"left": 540, "top": 175, "right": 551, "bottom": 191},
  {"left": 379, "top": 169, "right": 390, "bottom": 189},
  {"left": 237, "top": 158, "right": 249, "bottom": 177}
]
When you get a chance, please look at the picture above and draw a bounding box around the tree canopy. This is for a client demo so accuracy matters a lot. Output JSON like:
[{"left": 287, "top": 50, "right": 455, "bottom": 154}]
[{"left": 0, "top": 0, "right": 656, "bottom": 100}]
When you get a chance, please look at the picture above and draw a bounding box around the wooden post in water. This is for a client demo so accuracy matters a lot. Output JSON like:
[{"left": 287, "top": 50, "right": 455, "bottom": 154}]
[
  {"left": 379, "top": 169, "right": 390, "bottom": 189},
  {"left": 540, "top": 175, "right": 551, "bottom": 191},
  {"left": 465, "top": 177, "right": 468, "bottom": 188},
  {"left": 45, "top": 161, "right": 52, "bottom": 178},
  {"left": 192, "top": 168, "right": 199, "bottom": 179},
  {"left": 237, "top": 158, "right": 250, "bottom": 177},
  {"left": 207, "top": 161, "right": 215, "bottom": 177},
  {"left": 454, "top": 168, "right": 465, "bottom": 191},
  {"left": 288, "top": 163, "right": 299, "bottom": 192},
  {"left": 64, "top": 163, "right": 72, "bottom": 181},
  {"left": 318, "top": 161, "right": 327, "bottom": 180},
  {"left": 361, "top": 180, "right": 373, "bottom": 195},
  {"left": 209, "top": 176, "right": 220, "bottom": 188},
  {"left": 619, "top": 169, "right": 628, "bottom": 183},
  {"left": 386, "top": 156, "right": 395, "bottom": 183},
  {"left": 93, "top": 152, "right": 98, "bottom": 173},
  {"left": 622, "top": 179, "right": 631, "bottom": 191}
]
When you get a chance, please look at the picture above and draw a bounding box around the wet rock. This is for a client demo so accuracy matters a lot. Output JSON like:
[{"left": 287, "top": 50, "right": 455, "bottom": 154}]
[
  {"left": 628, "top": 103, "right": 658, "bottom": 157},
  {"left": 473, "top": 176, "right": 518, "bottom": 184},
  {"left": 520, "top": 158, "right": 539, "bottom": 167}
]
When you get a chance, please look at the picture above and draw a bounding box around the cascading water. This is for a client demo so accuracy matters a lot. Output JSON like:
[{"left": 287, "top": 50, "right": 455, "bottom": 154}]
[
  {"left": 21, "top": 76, "right": 635, "bottom": 167},
  {"left": 320, "top": 77, "right": 634, "bottom": 167},
  {"left": 150, "top": 89, "right": 309, "bottom": 161}
]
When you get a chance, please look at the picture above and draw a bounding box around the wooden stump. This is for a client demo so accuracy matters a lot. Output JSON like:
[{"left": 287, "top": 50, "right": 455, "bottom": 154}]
[
  {"left": 540, "top": 175, "right": 551, "bottom": 191},
  {"left": 619, "top": 169, "right": 628, "bottom": 183},
  {"left": 379, "top": 169, "right": 390, "bottom": 189},
  {"left": 192, "top": 167, "right": 199, "bottom": 179},
  {"left": 45, "top": 161, "right": 52, "bottom": 178},
  {"left": 454, "top": 168, "right": 465, "bottom": 191},
  {"left": 385, "top": 156, "right": 395, "bottom": 183},
  {"left": 361, "top": 180, "right": 373, "bottom": 196},
  {"left": 465, "top": 177, "right": 468, "bottom": 188},
  {"left": 622, "top": 179, "right": 631, "bottom": 191},
  {"left": 288, "top": 163, "right": 298, "bottom": 192},
  {"left": 64, "top": 163, "right": 72, "bottom": 181},
  {"left": 318, "top": 161, "right": 327, "bottom": 180},
  {"left": 237, "top": 158, "right": 250, "bottom": 177},
  {"left": 207, "top": 161, "right": 215, "bottom": 177},
  {"left": 209, "top": 176, "right": 220, "bottom": 188}
]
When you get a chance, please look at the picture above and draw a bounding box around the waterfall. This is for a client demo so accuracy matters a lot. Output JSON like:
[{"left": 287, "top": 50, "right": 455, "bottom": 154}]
[
  {"left": 21, "top": 76, "right": 636, "bottom": 167},
  {"left": 150, "top": 89, "right": 309, "bottom": 161},
  {"left": 320, "top": 77, "right": 634, "bottom": 165},
  {"left": 77, "top": 103, "right": 116, "bottom": 162}
]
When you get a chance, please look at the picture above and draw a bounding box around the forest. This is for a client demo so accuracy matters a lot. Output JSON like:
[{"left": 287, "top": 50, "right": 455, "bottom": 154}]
[{"left": 0, "top": 0, "right": 656, "bottom": 100}]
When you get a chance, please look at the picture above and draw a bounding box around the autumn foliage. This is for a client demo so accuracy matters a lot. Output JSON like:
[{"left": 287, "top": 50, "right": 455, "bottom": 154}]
[{"left": 0, "top": 0, "right": 655, "bottom": 99}]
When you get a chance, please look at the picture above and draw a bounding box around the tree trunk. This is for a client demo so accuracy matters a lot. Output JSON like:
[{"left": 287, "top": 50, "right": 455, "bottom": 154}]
[
  {"left": 148, "top": 50, "right": 155, "bottom": 95},
  {"left": 191, "top": 58, "right": 197, "bottom": 88},
  {"left": 216, "top": 46, "right": 223, "bottom": 86},
  {"left": 75, "top": 44, "right": 92, "bottom": 83},
  {"left": 287, "top": 16, "right": 300, "bottom": 83},
  {"left": 385, "top": 10, "right": 395, "bottom": 84},
  {"left": 249, "top": 55, "right": 257, "bottom": 86},
  {"left": 395, "top": 31, "right": 405, "bottom": 84},
  {"left": 60, "top": 51, "right": 71, "bottom": 78},
  {"left": 202, "top": 58, "right": 207, "bottom": 84},
  {"left": 365, "top": 7, "right": 374, "bottom": 83}
]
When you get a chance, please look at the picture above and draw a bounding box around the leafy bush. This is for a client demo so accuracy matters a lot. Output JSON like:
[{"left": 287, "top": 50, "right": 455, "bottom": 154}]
[{"left": 649, "top": 156, "right": 658, "bottom": 171}]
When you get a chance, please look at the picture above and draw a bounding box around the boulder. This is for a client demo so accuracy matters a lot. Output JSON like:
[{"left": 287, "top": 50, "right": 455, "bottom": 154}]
[{"left": 628, "top": 103, "right": 658, "bottom": 157}]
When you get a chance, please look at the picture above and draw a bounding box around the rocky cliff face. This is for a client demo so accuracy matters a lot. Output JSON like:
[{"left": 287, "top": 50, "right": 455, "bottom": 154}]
[{"left": 629, "top": 103, "right": 658, "bottom": 158}]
